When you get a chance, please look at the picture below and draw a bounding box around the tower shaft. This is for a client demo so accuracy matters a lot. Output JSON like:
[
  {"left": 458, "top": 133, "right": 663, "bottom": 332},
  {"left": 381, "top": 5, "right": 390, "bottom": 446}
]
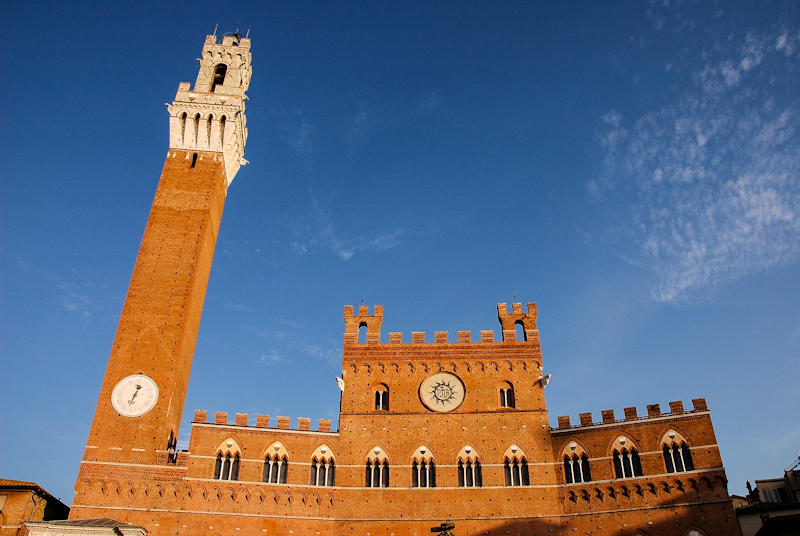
[{"left": 78, "top": 33, "right": 251, "bottom": 467}]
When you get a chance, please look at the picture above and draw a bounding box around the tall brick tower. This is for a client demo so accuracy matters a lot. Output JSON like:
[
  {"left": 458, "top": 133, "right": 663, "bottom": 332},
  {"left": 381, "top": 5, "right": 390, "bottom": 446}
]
[{"left": 78, "top": 33, "right": 251, "bottom": 469}]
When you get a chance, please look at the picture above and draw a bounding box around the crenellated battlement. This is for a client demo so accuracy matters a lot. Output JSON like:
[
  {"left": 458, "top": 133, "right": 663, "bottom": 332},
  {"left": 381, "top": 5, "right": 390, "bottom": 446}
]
[
  {"left": 343, "top": 303, "right": 540, "bottom": 345},
  {"left": 497, "top": 302, "right": 539, "bottom": 342},
  {"left": 553, "top": 398, "right": 709, "bottom": 431},
  {"left": 343, "top": 304, "right": 383, "bottom": 344},
  {"left": 192, "top": 410, "right": 336, "bottom": 434}
]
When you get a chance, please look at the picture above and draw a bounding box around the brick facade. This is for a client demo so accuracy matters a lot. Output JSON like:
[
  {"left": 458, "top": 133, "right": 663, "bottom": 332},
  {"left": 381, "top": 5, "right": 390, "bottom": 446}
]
[
  {"left": 69, "top": 35, "right": 741, "bottom": 536},
  {"left": 0, "top": 480, "right": 69, "bottom": 536}
]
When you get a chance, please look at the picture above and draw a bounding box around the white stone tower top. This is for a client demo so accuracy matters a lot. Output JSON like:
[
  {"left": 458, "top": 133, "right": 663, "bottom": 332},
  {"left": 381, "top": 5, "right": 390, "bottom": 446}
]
[{"left": 166, "top": 33, "right": 252, "bottom": 187}]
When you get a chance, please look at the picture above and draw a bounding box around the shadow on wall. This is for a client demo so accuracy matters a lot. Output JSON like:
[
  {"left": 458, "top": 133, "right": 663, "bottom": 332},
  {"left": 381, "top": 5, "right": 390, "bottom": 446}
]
[
  {"left": 391, "top": 484, "right": 739, "bottom": 536},
  {"left": 469, "top": 495, "right": 737, "bottom": 536}
]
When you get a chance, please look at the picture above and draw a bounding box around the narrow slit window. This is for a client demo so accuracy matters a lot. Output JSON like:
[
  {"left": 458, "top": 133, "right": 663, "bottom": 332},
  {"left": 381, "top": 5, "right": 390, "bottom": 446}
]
[{"left": 179, "top": 112, "right": 187, "bottom": 144}]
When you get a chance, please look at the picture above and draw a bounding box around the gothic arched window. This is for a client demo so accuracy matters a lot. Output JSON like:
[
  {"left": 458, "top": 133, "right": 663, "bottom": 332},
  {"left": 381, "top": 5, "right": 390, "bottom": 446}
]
[
  {"left": 212, "top": 438, "right": 241, "bottom": 481},
  {"left": 263, "top": 442, "right": 289, "bottom": 484},
  {"left": 365, "top": 447, "right": 389, "bottom": 488},
  {"left": 411, "top": 446, "right": 436, "bottom": 488},
  {"left": 310, "top": 445, "right": 335, "bottom": 486},
  {"left": 661, "top": 430, "right": 694, "bottom": 473},
  {"left": 611, "top": 436, "right": 642, "bottom": 479},
  {"left": 562, "top": 441, "right": 592, "bottom": 484},
  {"left": 503, "top": 445, "right": 530, "bottom": 487},
  {"left": 457, "top": 446, "right": 482, "bottom": 487}
]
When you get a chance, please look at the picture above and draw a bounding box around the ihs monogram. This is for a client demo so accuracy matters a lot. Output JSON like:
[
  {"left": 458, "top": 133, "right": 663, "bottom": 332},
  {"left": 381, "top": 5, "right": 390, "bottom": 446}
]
[{"left": 431, "top": 380, "right": 458, "bottom": 405}]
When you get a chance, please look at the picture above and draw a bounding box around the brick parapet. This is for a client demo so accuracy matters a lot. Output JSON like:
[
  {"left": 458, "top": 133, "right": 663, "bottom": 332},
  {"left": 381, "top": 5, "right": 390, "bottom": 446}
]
[
  {"left": 343, "top": 330, "right": 546, "bottom": 346},
  {"left": 342, "top": 343, "right": 542, "bottom": 361},
  {"left": 191, "top": 412, "right": 339, "bottom": 434},
  {"left": 552, "top": 398, "right": 710, "bottom": 432},
  {"left": 342, "top": 303, "right": 543, "bottom": 348}
]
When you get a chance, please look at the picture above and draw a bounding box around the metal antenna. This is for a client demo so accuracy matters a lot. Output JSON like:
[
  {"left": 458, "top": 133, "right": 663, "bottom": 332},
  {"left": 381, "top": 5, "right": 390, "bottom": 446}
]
[
  {"left": 213, "top": 24, "right": 218, "bottom": 37},
  {"left": 513, "top": 292, "right": 518, "bottom": 301},
  {"left": 360, "top": 296, "right": 366, "bottom": 305},
  {"left": 245, "top": 27, "right": 251, "bottom": 38}
]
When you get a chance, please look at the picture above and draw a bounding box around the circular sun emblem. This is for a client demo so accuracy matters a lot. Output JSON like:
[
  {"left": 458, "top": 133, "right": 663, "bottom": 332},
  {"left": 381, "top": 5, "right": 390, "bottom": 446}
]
[
  {"left": 432, "top": 381, "right": 457, "bottom": 405},
  {"left": 420, "top": 373, "right": 465, "bottom": 412}
]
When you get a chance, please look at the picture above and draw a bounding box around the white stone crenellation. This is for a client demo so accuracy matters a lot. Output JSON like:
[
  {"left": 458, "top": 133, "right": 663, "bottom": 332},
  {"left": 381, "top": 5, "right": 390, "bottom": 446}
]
[{"left": 166, "top": 34, "right": 251, "bottom": 187}]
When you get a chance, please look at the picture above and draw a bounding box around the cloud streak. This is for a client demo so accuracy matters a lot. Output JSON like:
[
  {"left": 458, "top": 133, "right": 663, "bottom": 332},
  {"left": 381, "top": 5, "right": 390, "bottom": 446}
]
[
  {"left": 591, "top": 21, "right": 800, "bottom": 302},
  {"left": 290, "top": 191, "right": 404, "bottom": 260},
  {"left": 275, "top": 109, "right": 316, "bottom": 161}
]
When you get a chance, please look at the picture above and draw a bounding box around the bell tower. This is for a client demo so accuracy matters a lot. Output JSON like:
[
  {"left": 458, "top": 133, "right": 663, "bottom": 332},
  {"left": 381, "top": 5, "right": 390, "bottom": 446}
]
[{"left": 79, "top": 33, "right": 251, "bottom": 466}]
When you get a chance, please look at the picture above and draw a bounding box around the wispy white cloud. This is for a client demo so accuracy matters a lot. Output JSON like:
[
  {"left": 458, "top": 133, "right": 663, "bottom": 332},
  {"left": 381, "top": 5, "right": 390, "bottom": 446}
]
[
  {"left": 275, "top": 109, "right": 316, "bottom": 161},
  {"left": 224, "top": 301, "right": 256, "bottom": 313},
  {"left": 258, "top": 351, "right": 290, "bottom": 366},
  {"left": 302, "top": 344, "right": 340, "bottom": 367},
  {"left": 290, "top": 191, "right": 404, "bottom": 260},
  {"left": 592, "top": 23, "right": 800, "bottom": 303},
  {"left": 17, "top": 259, "right": 100, "bottom": 318},
  {"left": 57, "top": 281, "right": 94, "bottom": 318}
]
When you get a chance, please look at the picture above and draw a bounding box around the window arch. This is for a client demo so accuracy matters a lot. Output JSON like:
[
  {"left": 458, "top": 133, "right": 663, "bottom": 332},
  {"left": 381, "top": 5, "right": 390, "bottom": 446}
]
[
  {"left": 411, "top": 446, "right": 436, "bottom": 488},
  {"left": 263, "top": 442, "right": 289, "bottom": 484},
  {"left": 179, "top": 112, "right": 187, "bottom": 144},
  {"left": 562, "top": 441, "right": 592, "bottom": 484},
  {"left": 611, "top": 436, "right": 642, "bottom": 479},
  {"left": 661, "top": 430, "right": 694, "bottom": 473},
  {"left": 212, "top": 438, "right": 241, "bottom": 481},
  {"left": 374, "top": 383, "right": 389, "bottom": 411},
  {"left": 310, "top": 444, "right": 335, "bottom": 486},
  {"left": 515, "top": 320, "right": 526, "bottom": 342},
  {"left": 358, "top": 322, "right": 367, "bottom": 344},
  {"left": 499, "top": 381, "right": 515, "bottom": 408},
  {"left": 365, "top": 446, "right": 389, "bottom": 488},
  {"left": 457, "top": 446, "right": 482, "bottom": 487},
  {"left": 211, "top": 63, "right": 227, "bottom": 92},
  {"left": 503, "top": 445, "right": 530, "bottom": 486}
]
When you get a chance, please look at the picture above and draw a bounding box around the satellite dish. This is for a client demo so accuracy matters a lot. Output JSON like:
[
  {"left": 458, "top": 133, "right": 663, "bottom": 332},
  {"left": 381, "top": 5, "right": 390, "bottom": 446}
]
[
  {"left": 335, "top": 377, "right": 345, "bottom": 392},
  {"left": 541, "top": 373, "right": 551, "bottom": 387}
]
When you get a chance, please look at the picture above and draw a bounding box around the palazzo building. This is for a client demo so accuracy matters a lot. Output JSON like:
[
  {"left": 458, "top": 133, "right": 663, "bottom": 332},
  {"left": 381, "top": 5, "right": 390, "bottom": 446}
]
[{"left": 68, "top": 34, "right": 742, "bottom": 536}]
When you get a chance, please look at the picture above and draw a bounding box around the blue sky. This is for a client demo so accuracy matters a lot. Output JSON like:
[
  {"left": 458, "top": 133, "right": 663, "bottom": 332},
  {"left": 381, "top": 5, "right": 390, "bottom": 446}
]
[{"left": 1, "top": 1, "right": 798, "bottom": 503}]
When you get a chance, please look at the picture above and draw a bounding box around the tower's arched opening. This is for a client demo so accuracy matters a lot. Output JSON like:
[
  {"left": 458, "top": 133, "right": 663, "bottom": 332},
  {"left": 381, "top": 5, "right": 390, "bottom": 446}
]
[
  {"left": 358, "top": 322, "right": 367, "bottom": 344},
  {"left": 211, "top": 64, "right": 227, "bottom": 92},
  {"left": 515, "top": 320, "right": 526, "bottom": 342}
]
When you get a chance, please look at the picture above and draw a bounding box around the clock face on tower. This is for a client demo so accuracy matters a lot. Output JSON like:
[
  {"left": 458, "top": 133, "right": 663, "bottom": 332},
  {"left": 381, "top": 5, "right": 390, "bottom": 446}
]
[
  {"left": 111, "top": 374, "right": 159, "bottom": 417},
  {"left": 420, "top": 372, "right": 466, "bottom": 412}
]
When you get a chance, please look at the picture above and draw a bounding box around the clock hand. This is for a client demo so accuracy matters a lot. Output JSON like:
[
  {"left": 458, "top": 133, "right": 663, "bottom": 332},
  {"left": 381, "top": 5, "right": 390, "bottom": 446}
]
[{"left": 128, "top": 384, "right": 142, "bottom": 405}]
